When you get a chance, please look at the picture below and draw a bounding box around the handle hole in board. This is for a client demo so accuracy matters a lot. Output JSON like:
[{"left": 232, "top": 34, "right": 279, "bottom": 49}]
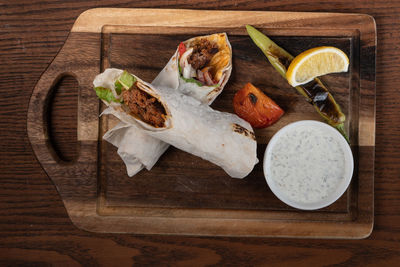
[{"left": 46, "top": 75, "right": 78, "bottom": 162}]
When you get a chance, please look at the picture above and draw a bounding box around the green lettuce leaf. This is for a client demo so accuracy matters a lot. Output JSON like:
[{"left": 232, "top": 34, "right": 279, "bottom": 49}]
[
  {"left": 117, "top": 70, "right": 136, "bottom": 90},
  {"left": 114, "top": 81, "right": 123, "bottom": 95},
  {"left": 94, "top": 86, "right": 121, "bottom": 103},
  {"left": 181, "top": 76, "right": 204, "bottom": 87}
]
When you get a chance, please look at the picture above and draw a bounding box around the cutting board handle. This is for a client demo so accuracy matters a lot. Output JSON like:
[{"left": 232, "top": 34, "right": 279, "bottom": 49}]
[
  {"left": 27, "top": 32, "right": 100, "bottom": 177},
  {"left": 28, "top": 70, "right": 77, "bottom": 167}
]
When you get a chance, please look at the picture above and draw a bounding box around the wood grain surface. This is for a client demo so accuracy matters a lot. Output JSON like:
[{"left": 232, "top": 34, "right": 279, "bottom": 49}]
[
  {"left": 1, "top": 0, "right": 399, "bottom": 265},
  {"left": 26, "top": 9, "right": 375, "bottom": 237}
]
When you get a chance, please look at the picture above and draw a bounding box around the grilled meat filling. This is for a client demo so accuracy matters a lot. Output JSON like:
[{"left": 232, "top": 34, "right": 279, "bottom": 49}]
[
  {"left": 188, "top": 39, "right": 218, "bottom": 70},
  {"left": 122, "top": 86, "right": 166, "bottom": 127}
]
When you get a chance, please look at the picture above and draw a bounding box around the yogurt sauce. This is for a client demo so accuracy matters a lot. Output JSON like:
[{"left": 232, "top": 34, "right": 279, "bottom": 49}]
[{"left": 269, "top": 125, "right": 345, "bottom": 204}]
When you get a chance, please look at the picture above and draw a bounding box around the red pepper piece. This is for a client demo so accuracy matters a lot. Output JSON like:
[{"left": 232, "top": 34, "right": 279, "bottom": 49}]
[
  {"left": 178, "top": 42, "right": 186, "bottom": 56},
  {"left": 233, "top": 83, "right": 284, "bottom": 128}
]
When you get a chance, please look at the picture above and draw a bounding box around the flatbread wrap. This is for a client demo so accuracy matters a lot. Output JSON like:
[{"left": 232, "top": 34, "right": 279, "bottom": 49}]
[
  {"left": 94, "top": 68, "right": 258, "bottom": 178},
  {"left": 101, "top": 33, "right": 233, "bottom": 176},
  {"left": 152, "top": 32, "right": 232, "bottom": 104}
]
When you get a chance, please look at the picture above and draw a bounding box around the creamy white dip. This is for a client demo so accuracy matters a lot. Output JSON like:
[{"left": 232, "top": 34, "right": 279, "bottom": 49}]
[{"left": 268, "top": 125, "right": 345, "bottom": 204}]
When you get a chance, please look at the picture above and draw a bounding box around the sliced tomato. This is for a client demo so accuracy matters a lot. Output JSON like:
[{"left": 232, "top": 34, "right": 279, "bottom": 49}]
[
  {"left": 233, "top": 83, "right": 284, "bottom": 128},
  {"left": 178, "top": 42, "right": 186, "bottom": 56}
]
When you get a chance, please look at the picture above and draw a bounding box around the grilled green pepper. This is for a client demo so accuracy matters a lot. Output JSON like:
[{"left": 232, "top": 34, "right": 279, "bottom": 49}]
[{"left": 246, "top": 25, "right": 349, "bottom": 142}]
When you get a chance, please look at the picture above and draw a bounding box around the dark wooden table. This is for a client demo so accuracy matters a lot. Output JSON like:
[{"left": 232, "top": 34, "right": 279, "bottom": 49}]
[{"left": 1, "top": 1, "right": 399, "bottom": 265}]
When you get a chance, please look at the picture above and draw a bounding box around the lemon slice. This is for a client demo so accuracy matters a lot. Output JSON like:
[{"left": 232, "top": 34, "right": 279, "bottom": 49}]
[{"left": 286, "top": 46, "right": 349, "bottom": 87}]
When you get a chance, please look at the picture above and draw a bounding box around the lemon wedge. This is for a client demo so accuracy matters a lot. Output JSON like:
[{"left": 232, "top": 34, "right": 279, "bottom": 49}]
[{"left": 286, "top": 46, "right": 349, "bottom": 87}]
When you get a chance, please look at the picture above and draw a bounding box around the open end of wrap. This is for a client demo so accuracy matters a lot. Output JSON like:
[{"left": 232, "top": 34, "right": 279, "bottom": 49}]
[
  {"left": 121, "top": 80, "right": 171, "bottom": 131},
  {"left": 178, "top": 33, "right": 232, "bottom": 88},
  {"left": 93, "top": 68, "right": 171, "bottom": 131}
]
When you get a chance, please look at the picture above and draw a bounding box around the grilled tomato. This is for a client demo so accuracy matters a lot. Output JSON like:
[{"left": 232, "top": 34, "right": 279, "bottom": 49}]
[{"left": 233, "top": 83, "right": 284, "bottom": 128}]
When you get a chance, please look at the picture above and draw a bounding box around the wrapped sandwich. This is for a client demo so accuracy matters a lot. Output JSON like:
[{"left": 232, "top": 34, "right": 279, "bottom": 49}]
[
  {"left": 100, "top": 33, "right": 233, "bottom": 176},
  {"left": 94, "top": 68, "right": 257, "bottom": 179},
  {"left": 152, "top": 32, "right": 232, "bottom": 103}
]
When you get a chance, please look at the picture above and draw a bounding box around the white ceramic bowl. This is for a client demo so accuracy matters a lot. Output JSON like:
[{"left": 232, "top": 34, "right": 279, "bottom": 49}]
[{"left": 263, "top": 120, "right": 354, "bottom": 210}]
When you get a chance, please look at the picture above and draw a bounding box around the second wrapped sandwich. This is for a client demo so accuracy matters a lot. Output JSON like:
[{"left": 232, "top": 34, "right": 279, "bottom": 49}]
[{"left": 152, "top": 33, "right": 232, "bottom": 103}]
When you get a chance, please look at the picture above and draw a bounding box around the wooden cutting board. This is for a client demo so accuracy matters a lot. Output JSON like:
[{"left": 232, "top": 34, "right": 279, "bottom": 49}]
[{"left": 27, "top": 8, "right": 376, "bottom": 238}]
